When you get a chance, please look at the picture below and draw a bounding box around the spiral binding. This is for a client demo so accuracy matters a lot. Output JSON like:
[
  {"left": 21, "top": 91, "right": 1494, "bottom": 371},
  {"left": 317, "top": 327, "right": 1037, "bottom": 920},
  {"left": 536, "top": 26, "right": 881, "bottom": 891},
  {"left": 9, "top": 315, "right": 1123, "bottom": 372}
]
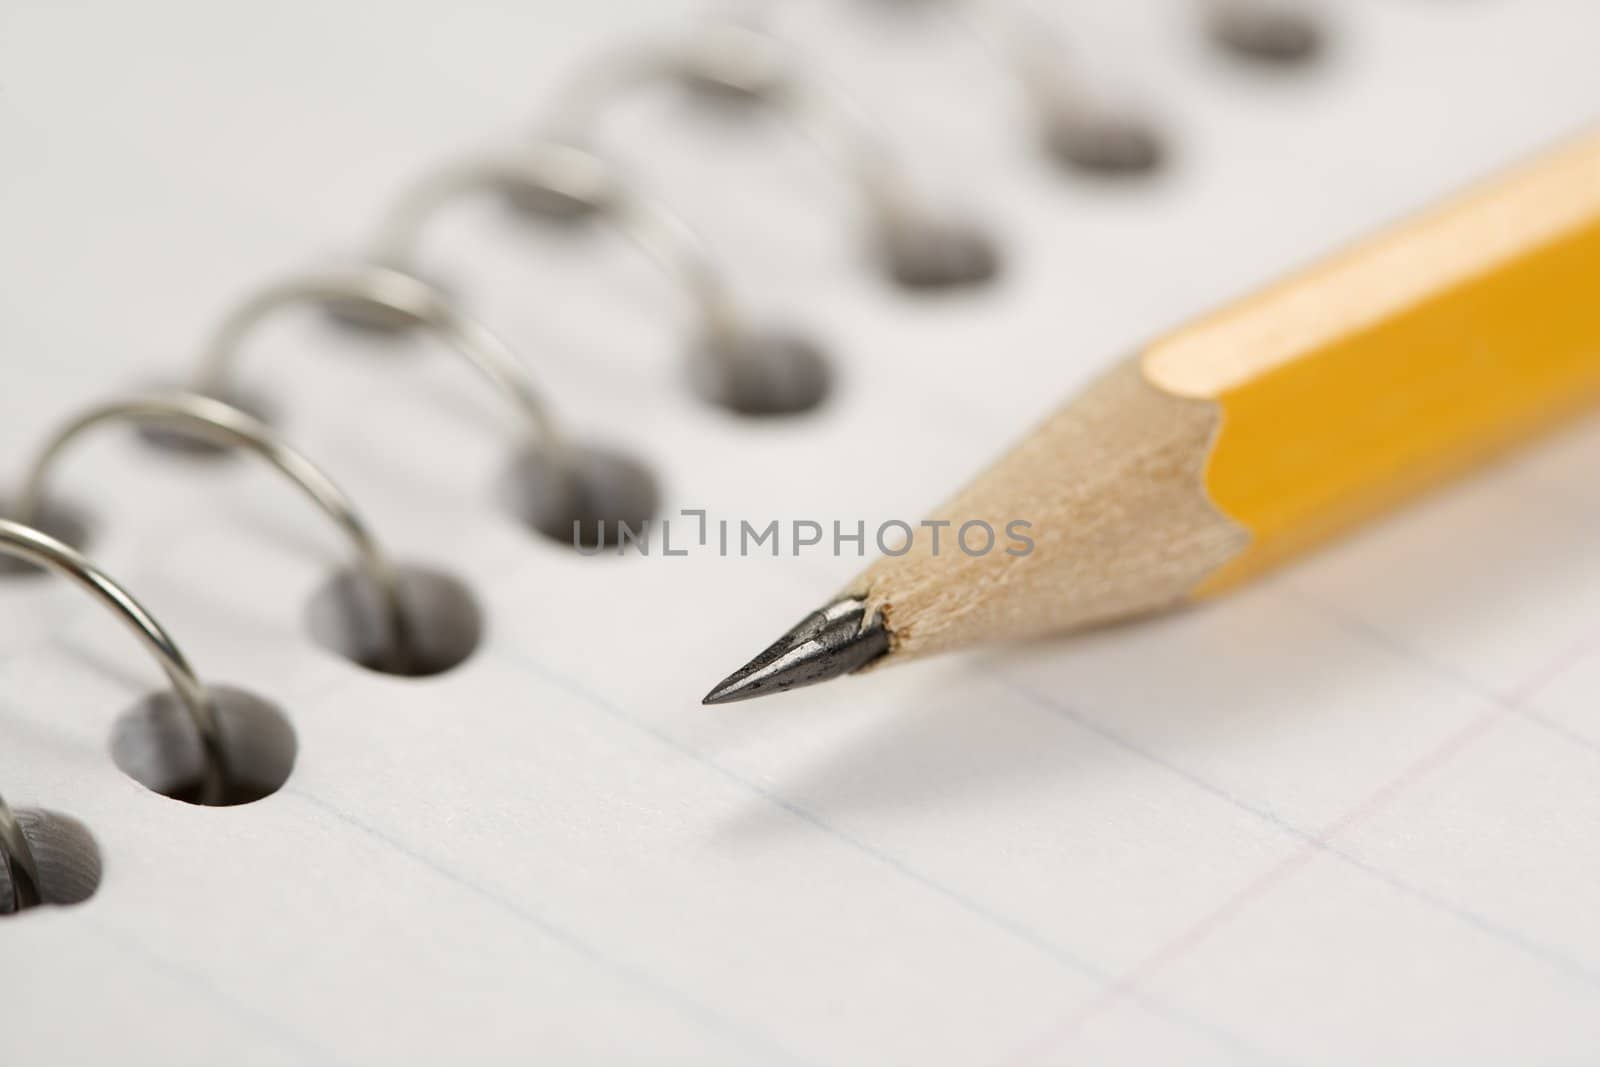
[
  {"left": 369, "top": 142, "right": 832, "bottom": 415},
  {"left": 0, "top": 791, "right": 44, "bottom": 913},
  {"left": 0, "top": 519, "right": 231, "bottom": 803},
  {"left": 198, "top": 265, "right": 566, "bottom": 454},
  {"left": 0, "top": 1, "right": 1329, "bottom": 912},
  {"left": 0, "top": 790, "right": 102, "bottom": 914},
  {"left": 546, "top": 20, "right": 1004, "bottom": 290},
  {"left": 868, "top": 0, "right": 1173, "bottom": 175},
  {"left": 19, "top": 394, "right": 415, "bottom": 675}
]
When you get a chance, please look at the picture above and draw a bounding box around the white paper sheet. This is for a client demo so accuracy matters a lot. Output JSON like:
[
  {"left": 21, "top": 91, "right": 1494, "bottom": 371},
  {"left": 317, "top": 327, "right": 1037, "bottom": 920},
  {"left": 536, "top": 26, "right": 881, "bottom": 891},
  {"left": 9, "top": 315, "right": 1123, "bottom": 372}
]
[{"left": 2, "top": 1, "right": 1598, "bottom": 1063}]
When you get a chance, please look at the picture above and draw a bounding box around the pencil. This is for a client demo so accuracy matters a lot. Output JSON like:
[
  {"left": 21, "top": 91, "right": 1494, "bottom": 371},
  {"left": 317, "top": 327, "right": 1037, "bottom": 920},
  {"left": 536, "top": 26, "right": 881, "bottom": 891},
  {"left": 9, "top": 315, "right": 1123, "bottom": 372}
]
[{"left": 703, "top": 127, "right": 1600, "bottom": 705}]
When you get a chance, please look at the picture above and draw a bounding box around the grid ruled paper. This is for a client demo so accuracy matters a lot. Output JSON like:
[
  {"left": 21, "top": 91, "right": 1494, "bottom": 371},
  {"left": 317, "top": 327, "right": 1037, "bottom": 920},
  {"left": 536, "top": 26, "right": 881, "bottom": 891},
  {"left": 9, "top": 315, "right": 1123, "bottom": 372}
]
[{"left": 2, "top": 1, "right": 1599, "bottom": 1064}]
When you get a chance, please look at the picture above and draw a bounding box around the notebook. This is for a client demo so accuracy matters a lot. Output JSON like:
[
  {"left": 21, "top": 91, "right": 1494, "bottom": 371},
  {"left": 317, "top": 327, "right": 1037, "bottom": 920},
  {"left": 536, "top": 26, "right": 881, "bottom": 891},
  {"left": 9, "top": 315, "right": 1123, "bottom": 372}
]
[{"left": 2, "top": 0, "right": 1599, "bottom": 1062}]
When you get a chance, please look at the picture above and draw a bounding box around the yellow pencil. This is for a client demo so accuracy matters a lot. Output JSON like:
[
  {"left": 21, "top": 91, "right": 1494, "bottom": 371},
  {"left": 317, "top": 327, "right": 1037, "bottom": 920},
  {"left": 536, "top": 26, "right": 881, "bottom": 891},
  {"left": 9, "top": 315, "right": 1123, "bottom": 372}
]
[{"left": 704, "top": 128, "right": 1600, "bottom": 704}]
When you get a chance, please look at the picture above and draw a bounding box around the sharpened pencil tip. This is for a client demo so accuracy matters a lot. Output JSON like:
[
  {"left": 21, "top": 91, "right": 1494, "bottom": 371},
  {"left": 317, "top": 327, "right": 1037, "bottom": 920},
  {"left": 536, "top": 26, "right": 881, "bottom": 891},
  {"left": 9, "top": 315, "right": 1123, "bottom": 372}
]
[{"left": 701, "top": 596, "right": 890, "bottom": 705}]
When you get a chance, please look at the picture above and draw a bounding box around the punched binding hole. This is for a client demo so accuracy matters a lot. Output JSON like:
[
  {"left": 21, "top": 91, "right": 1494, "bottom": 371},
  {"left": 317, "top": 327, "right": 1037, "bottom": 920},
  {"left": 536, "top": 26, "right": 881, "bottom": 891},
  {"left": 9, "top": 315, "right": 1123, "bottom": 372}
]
[
  {"left": 878, "top": 217, "right": 1003, "bottom": 292},
  {"left": 111, "top": 686, "right": 297, "bottom": 806},
  {"left": 500, "top": 443, "right": 661, "bottom": 550},
  {"left": 1207, "top": 0, "right": 1325, "bottom": 66},
  {"left": 0, "top": 805, "right": 102, "bottom": 915},
  {"left": 690, "top": 329, "right": 833, "bottom": 418},
  {"left": 0, "top": 496, "right": 93, "bottom": 578},
  {"left": 1042, "top": 111, "right": 1168, "bottom": 177},
  {"left": 306, "top": 564, "right": 483, "bottom": 677}
]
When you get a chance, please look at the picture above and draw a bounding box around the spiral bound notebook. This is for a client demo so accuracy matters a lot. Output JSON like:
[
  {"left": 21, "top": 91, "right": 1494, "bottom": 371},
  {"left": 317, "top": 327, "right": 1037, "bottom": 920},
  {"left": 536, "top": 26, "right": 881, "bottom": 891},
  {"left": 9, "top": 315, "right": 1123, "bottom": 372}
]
[{"left": 4, "top": 1, "right": 1600, "bottom": 1063}]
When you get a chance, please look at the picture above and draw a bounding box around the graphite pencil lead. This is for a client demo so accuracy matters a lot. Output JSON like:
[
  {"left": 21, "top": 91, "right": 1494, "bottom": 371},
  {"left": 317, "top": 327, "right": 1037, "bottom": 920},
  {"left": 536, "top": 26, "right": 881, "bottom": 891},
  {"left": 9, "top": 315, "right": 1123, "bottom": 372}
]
[{"left": 701, "top": 595, "right": 890, "bottom": 705}]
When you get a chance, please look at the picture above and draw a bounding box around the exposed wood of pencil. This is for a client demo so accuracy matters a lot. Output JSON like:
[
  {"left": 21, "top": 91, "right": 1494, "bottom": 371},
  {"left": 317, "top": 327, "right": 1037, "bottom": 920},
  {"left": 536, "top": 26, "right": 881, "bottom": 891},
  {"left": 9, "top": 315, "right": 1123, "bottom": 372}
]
[{"left": 847, "top": 128, "right": 1600, "bottom": 662}]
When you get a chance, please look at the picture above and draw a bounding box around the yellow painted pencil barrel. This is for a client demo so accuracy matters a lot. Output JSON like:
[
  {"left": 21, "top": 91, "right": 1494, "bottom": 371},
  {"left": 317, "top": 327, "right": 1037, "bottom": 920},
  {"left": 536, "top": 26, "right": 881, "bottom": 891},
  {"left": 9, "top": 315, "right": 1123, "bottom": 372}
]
[
  {"left": 1145, "top": 128, "right": 1600, "bottom": 593},
  {"left": 857, "top": 128, "right": 1600, "bottom": 660},
  {"left": 709, "top": 128, "right": 1600, "bottom": 700}
]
